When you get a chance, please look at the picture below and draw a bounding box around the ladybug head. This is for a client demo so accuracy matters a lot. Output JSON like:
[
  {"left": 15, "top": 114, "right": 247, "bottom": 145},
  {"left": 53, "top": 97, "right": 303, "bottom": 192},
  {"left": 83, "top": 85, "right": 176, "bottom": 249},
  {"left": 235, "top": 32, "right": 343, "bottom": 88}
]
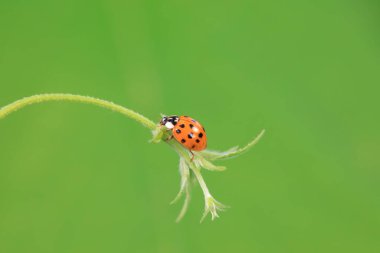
[{"left": 160, "top": 115, "right": 179, "bottom": 129}]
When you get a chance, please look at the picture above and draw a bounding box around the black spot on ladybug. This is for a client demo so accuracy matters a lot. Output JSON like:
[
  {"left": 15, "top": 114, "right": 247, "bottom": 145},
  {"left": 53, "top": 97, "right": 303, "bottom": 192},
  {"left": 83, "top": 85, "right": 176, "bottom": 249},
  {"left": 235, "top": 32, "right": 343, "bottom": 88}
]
[
  {"left": 181, "top": 139, "right": 186, "bottom": 143},
  {"left": 176, "top": 129, "right": 181, "bottom": 134},
  {"left": 188, "top": 133, "right": 193, "bottom": 139},
  {"left": 189, "top": 124, "right": 194, "bottom": 129},
  {"left": 179, "top": 124, "right": 185, "bottom": 128},
  {"left": 192, "top": 145, "right": 196, "bottom": 149},
  {"left": 196, "top": 139, "right": 200, "bottom": 143},
  {"left": 198, "top": 133, "right": 203, "bottom": 138}
]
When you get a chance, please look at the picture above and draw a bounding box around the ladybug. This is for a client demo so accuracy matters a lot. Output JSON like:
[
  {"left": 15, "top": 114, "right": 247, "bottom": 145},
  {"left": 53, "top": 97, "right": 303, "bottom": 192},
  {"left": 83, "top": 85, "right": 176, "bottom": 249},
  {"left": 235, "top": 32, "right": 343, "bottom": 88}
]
[{"left": 160, "top": 115, "right": 207, "bottom": 157}]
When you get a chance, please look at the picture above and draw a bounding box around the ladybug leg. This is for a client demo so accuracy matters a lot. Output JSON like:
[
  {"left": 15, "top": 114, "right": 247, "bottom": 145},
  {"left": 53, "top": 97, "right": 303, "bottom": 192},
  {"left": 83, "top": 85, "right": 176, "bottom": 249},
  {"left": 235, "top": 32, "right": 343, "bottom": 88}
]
[
  {"left": 166, "top": 134, "right": 174, "bottom": 141},
  {"left": 189, "top": 150, "right": 195, "bottom": 161}
]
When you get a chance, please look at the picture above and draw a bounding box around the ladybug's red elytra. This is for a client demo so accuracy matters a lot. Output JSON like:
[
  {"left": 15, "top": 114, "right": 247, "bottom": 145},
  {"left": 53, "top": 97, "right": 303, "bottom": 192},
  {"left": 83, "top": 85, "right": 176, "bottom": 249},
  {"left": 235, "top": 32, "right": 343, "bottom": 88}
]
[{"left": 160, "top": 115, "right": 207, "bottom": 156}]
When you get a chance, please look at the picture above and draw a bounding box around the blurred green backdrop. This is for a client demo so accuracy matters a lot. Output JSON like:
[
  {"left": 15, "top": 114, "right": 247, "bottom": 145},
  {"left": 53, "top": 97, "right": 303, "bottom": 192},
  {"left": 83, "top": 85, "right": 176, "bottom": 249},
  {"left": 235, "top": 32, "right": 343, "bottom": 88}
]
[{"left": 0, "top": 0, "right": 379, "bottom": 252}]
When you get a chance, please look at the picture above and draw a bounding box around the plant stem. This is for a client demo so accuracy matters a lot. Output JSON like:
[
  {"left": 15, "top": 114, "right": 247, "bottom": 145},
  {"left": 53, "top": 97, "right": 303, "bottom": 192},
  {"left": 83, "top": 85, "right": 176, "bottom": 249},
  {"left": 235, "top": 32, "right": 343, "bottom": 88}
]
[
  {"left": 191, "top": 166, "right": 211, "bottom": 197},
  {"left": 0, "top": 94, "right": 157, "bottom": 130},
  {"left": 167, "top": 140, "right": 211, "bottom": 198}
]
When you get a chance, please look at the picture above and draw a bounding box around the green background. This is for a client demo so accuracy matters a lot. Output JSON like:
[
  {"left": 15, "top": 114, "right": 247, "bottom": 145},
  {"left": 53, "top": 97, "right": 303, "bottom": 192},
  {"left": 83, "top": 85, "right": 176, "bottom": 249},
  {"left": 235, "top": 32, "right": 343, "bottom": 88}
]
[{"left": 0, "top": 0, "right": 379, "bottom": 252}]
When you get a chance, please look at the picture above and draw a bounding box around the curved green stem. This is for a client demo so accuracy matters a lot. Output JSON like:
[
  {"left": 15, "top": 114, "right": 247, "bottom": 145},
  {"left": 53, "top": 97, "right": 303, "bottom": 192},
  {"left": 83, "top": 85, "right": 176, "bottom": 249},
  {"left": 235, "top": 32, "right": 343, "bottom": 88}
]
[
  {"left": 0, "top": 93, "right": 264, "bottom": 222},
  {"left": 0, "top": 94, "right": 157, "bottom": 130}
]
